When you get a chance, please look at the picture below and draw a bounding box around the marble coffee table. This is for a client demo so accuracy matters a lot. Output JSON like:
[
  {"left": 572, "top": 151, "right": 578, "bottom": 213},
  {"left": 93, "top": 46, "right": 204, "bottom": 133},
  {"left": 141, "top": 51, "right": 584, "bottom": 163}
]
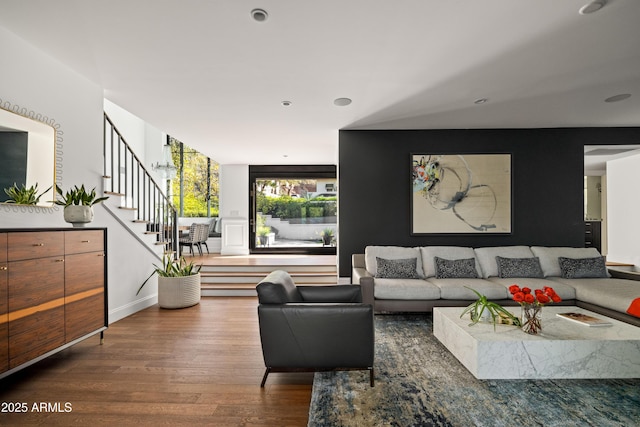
[{"left": 433, "top": 306, "right": 640, "bottom": 379}]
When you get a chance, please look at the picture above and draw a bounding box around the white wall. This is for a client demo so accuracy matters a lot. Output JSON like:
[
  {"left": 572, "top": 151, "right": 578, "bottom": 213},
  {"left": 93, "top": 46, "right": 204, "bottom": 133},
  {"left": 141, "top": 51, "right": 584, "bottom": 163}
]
[
  {"left": 0, "top": 25, "right": 159, "bottom": 323},
  {"left": 104, "top": 99, "right": 166, "bottom": 184},
  {"left": 219, "top": 164, "right": 249, "bottom": 255},
  {"left": 605, "top": 153, "right": 640, "bottom": 266}
]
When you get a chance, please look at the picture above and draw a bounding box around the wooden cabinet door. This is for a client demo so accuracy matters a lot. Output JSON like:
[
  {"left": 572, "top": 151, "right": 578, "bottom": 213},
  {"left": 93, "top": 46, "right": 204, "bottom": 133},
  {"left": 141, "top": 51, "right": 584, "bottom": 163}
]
[
  {"left": 7, "top": 256, "right": 65, "bottom": 369},
  {"left": 0, "top": 233, "right": 7, "bottom": 373},
  {"left": 65, "top": 251, "right": 106, "bottom": 342}
]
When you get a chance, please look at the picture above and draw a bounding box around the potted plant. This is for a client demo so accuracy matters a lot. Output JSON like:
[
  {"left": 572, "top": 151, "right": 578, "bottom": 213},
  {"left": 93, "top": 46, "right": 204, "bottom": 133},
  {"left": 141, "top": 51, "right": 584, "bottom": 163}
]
[
  {"left": 257, "top": 226, "right": 271, "bottom": 247},
  {"left": 54, "top": 184, "right": 109, "bottom": 227},
  {"left": 3, "top": 183, "right": 51, "bottom": 205},
  {"left": 460, "top": 287, "right": 521, "bottom": 328},
  {"left": 320, "top": 228, "right": 335, "bottom": 246},
  {"left": 137, "top": 255, "right": 201, "bottom": 309}
]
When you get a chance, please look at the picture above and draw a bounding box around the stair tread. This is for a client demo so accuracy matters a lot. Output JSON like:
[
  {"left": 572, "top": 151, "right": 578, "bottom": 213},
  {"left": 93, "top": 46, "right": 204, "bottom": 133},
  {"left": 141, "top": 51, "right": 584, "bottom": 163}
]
[
  {"left": 201, "top": 282, "right": 333, "bottom": 290},
  {"left": 200, "top": 271, "right": 336, "bottom": 277}
]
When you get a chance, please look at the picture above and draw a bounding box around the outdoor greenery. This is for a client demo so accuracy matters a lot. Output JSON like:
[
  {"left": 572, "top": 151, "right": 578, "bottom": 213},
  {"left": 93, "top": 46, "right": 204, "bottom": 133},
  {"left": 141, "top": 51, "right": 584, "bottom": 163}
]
[
  {"left": 168, "top": 138, "right": 219, "bottom": 217},
  {"left": 256, "top": 192, "right": 337, "bottom": 220}
]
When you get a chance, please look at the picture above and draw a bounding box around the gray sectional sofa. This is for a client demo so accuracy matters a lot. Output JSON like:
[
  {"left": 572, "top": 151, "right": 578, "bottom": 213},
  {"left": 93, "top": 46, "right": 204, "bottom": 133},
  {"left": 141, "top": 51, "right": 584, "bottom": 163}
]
[{"left": 352, "top": 245, "right": 640, "bottom": 326}]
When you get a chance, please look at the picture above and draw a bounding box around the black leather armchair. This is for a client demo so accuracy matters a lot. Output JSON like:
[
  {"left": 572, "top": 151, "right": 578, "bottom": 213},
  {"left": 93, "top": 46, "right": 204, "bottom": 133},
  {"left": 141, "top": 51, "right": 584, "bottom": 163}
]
[{"left": 256, "top": 270, "right": 375, "bottom": 387}]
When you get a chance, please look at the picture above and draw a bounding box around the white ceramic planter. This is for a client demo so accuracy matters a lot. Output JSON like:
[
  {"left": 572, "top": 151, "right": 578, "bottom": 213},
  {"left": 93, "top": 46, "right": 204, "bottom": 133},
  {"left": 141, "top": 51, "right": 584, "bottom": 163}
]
[
  {"left": 157, "top": 273, "right": 201, "bottom": 309},
  {"left": 64, "top": 205, "right": 94, "bottom": 227}
]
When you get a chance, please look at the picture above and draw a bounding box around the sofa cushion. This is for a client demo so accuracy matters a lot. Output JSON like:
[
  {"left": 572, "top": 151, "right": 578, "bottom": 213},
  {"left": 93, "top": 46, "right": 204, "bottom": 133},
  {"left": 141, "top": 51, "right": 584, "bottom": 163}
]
[
  {"left": 420, "top": 246, "right": 482, "bottom": 278},
  {"left": 365, "top": 246, "right": 424, "bottom": 278},
  {"left": 428, "top": 278, "right": 509, "bottom": 300},
  {"left": 373, "top": 278, "right": 440, "bottom": 300},
  {"left": 530, "top": 246, "right": 603, "bottom": 278},
  {"left": 375, "top": 257, "right": 420, "bottom": 279},
  {"left": 553, "top": 277, "right": 640, "bottom": 314},
  {"left": 496, "top": 256, "right": 544, "bottom": 278},
  {"left": 434, "top": 257, "right": 478, "bottom": 279},
  {"left": 558, "top": 256, "right": 608, "bottom": 279},
  {"left": 487, "top": 277, "right": 577, "bottom": 300},
  {"left": 474, "top": 246, "right": 535, "bottom": 278}
]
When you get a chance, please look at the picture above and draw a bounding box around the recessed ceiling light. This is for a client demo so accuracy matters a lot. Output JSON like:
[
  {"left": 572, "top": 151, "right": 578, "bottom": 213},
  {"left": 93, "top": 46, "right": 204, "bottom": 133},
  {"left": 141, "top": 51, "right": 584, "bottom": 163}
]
[
  {"left": 474, "top": 98, "right": 489, "bottom": 104},
  {"left": 251, "top": 8, "right": 268, "bottom": 22},
  {"left": 605, "top": 94, "right": 631, "bottom": 103},
  {"left": 579, "top": 1, "right": 606, "bottom": 15},
  {"left": 334, "top": 98, "right": 352, "bottom": 106},
  {"left": 281, "top": 100, "right": 292, "bottom": 106}
]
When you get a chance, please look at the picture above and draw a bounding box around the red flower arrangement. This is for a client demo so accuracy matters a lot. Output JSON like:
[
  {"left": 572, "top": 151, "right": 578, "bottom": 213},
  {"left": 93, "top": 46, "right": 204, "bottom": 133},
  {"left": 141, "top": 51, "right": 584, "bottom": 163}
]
[
  {"left": 508, "top": 285, "right": 562, "bottom": 306},
  {"left": 509, "top": 285, "right": 561, "bottom": 335}
]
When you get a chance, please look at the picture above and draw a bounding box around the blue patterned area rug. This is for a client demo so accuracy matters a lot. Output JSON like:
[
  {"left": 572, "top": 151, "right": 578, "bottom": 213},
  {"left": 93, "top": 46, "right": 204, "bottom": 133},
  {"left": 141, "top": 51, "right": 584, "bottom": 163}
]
[{"left": 308, "top": 314, "right": 640, "bottom": 427}]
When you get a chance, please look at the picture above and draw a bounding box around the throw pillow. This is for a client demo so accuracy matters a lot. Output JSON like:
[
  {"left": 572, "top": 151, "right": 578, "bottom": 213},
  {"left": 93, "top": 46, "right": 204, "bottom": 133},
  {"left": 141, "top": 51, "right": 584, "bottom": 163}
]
[
  {"left": 434, "top": 257, "right": 479, "bottom": 279},
  {"left": 558, "top": 256, "right": 608, "bottom": 279},
  {"left": 376, "top": 257, "right": 420, "bottom": 279},
  {"left": 496, "top": 256, "right": 544, "bottom": 278}
]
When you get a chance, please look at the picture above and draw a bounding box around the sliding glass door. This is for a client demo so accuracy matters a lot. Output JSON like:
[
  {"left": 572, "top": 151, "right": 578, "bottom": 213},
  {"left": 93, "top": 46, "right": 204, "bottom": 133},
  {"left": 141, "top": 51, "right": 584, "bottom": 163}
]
[{"left": 249, "top": 165, "right": 337, "bottom": 254}]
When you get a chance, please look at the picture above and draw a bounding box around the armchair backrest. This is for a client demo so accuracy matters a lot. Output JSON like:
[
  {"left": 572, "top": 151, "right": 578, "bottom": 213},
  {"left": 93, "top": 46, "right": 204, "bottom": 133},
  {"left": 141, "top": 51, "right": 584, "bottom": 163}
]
[{"left": 256, "top": 270, "right": 303, "bottom": 303}]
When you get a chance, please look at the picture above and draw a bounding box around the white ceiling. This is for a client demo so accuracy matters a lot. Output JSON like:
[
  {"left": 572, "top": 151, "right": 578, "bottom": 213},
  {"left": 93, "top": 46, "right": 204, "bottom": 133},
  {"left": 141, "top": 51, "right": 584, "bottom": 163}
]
[{"left": 1, "top": 0, "right": 639, "bottom": 167}]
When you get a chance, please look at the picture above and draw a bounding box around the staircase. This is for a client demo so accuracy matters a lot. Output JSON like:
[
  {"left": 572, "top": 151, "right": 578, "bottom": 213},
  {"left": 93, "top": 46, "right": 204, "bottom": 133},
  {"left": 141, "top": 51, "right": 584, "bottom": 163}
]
[
  {"left": 102, "top": 113, "right": 177, "bottom": 258},
  {"left": 195, "top": 255, "right": 339, "bottom": 296}
]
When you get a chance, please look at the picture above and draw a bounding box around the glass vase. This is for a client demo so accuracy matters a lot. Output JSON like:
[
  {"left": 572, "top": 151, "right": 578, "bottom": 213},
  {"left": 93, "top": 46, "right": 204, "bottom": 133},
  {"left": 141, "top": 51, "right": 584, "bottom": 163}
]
[{"left": 521, "top": 304, "right": 542, "bottom": 335}]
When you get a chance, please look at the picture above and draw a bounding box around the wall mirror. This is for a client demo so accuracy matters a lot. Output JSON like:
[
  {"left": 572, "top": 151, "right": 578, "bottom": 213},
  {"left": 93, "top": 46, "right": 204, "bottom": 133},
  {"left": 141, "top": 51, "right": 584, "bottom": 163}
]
[{"left": 0, "top": 106, "right": 56, "bottom": 207}]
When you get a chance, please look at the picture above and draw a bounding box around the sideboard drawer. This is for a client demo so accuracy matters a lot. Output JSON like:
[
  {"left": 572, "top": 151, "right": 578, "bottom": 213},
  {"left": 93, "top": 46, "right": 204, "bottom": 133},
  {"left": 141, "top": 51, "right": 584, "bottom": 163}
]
[
  {"left": 64, "top": 230, "right": 104, "bottom": 254},
  {"left": 8, "top": 232, "right": 64, "bottom": 261}
]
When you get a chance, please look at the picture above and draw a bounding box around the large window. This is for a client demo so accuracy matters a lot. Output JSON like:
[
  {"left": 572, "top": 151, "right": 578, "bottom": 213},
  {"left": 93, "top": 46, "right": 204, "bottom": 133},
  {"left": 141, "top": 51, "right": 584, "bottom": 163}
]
[
  {"left": 169, "top": 137, "right": 219, "bottom": 218},
  {"left": 250, "top": 165, "right": 337, "bottom": 254}
]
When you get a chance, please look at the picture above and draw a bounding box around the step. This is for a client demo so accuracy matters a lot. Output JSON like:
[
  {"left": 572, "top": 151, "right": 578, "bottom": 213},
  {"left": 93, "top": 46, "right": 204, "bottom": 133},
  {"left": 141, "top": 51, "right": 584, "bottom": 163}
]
[{"left": 197, "top": 265, "right": 337, "bottom": 274}]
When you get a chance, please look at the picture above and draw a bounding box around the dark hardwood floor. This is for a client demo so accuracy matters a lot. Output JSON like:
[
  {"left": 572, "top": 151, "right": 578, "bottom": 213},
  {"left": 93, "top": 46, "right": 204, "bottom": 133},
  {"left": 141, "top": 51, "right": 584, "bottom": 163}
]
[{"left": 0, "top": 297, "right": 313, "bottom": 426}]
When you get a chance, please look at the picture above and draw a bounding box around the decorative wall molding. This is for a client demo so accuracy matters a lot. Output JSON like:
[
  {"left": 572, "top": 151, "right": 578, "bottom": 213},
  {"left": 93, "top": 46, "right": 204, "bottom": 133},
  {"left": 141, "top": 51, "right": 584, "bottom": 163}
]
[{"left": 0, "top": 98, "right": 63, "bottom": 214}]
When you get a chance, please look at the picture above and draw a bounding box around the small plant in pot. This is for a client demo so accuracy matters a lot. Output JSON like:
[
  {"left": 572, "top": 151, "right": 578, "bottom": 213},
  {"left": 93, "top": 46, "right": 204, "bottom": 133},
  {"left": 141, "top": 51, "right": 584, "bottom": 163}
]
[
  {"left": 3, "top": 182, "right": 51, "bottom": 205},
  {"left": 137, "top": 255, "right": 202, "bottom": 309},
  {"left": 257, "top": 226, "right": 271, "bottom": 247},
  {"left": 320, "top": 228, "right": 335, "bottom": 246},
  {"left": 54, "top": 184, "right": 109, "bottom": 227},
  {"left": 460, "top": 287, "right": 521, "bottom": 328}
]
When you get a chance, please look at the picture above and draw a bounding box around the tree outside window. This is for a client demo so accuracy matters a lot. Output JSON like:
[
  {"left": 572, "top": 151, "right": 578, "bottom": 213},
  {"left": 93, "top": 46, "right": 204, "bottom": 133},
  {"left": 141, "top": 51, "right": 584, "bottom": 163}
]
[{"left": 168, "top": 137, "right": 219, "bottom": 217}]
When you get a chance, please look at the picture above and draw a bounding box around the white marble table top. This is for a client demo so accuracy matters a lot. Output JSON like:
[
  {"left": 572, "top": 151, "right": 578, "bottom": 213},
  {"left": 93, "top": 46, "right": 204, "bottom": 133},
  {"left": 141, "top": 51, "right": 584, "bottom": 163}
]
[{"left": 433, "top": 306, "right": 640, "bottom": 379}]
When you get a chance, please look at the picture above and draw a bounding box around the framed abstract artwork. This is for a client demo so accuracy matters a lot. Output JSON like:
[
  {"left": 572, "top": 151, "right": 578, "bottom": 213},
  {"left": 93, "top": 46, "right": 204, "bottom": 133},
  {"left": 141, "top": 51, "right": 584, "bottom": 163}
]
[{"left": 411, "top": 154, "right": 512, "bottom": 234}]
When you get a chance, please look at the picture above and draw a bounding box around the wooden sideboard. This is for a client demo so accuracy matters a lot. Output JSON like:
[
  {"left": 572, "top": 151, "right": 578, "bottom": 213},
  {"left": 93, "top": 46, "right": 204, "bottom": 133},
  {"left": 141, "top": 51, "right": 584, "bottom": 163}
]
[{"left": 0, "top": 228, "right": 107, "bottom": 378}]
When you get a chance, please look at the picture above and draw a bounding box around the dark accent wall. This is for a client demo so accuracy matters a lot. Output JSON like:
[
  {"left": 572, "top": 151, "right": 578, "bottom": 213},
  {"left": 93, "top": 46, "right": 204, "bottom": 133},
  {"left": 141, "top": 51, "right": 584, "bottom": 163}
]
[
  {"left": 338, "top": 128, "right": 640, "bottom": 276},
  {"left": 0, "top": 132, "right": 28, "bottom": 202}
]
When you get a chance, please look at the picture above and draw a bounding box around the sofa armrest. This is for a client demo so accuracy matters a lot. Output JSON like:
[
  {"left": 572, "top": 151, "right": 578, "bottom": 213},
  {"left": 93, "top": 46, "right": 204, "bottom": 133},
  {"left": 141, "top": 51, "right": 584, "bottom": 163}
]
[
  {"left": 608, "top": 268, "right": 640, "bottom": 281},
  {"left": 298, "top": 285, "right": 362, "bottom": 303},
  {"left": 258, "top": 304, "right": 374, "bottom": 368},
  {"left": 352, "top": 267, "right": 374, "bottom": 307}
]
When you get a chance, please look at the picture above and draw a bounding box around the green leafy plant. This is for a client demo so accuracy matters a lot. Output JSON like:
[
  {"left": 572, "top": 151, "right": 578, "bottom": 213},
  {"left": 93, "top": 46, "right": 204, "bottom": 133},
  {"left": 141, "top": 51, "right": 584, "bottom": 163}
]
[
  {"left": 137, "top": 255, "right": 201, "bottom": 295},
  {"left": 460, "top": 287, "right": 521, "bottom": 328},
  {"left": 3, "top": 182, "right": 51, "bottom": 205},
  {"left": 54, "top": 184, "right": 109, "bottom": 207},
  {"left": 257, "top": 226, "right": 271, "bottom": 237},
  {"left": 320, "top": 228, "right": 334, "bottom": 238}
]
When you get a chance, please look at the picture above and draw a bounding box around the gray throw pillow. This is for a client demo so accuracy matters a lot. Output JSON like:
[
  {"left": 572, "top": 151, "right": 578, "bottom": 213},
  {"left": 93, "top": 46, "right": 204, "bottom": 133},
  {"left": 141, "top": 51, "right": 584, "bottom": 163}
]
[
  {"left": 558, "top": 256, "right": 608, "bottom": 279},
  {"left": 496, "top": 256, "right": 544, "bottom": 278},
  {"left": 376, "top": 257, "right": 419, "bottom": 279},
  {"left": 434, "top": 257, "right": 478, "bottom": 279}
]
